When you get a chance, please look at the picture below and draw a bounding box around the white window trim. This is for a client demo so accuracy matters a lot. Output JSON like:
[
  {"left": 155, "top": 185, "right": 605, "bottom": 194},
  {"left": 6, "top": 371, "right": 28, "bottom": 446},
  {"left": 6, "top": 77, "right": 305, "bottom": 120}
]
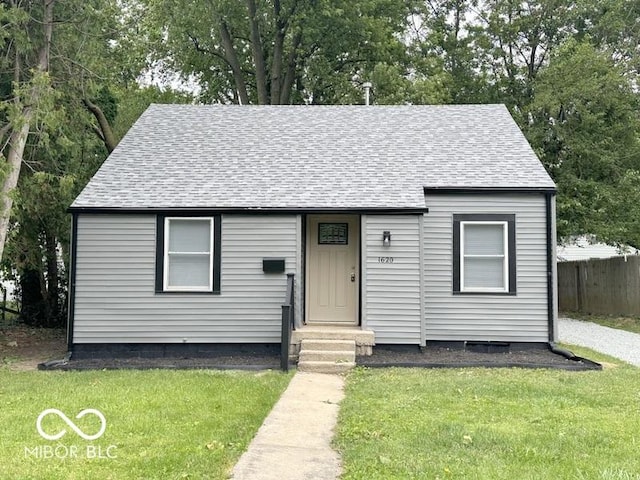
[
  {"left": 460, "top": 221, "right": 509, "bottom": 293},
  {"left": 163, "top": 217, "right": 214, "bottom": 292}
]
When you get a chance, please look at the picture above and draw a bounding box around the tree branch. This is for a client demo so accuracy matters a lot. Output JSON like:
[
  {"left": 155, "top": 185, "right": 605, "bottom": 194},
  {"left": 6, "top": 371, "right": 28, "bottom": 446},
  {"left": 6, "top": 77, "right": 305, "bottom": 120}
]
[
  {"left": 187, "top": 33, "right": 239, "bottom": 77},
  {"left": 83, "top": 98, "right": 117, "bottom": 153},
  {"left": 188, "top": 33, "right": 220, "bottom": 59},
  {"left": 37, "top": 0, "right": 55, "bottom": 72},
  {"left": 90, "top": 124, "right": 104, "bottom": 142},
  {"left": 0, "top": 123, "right": 11, "bottom": 149}
]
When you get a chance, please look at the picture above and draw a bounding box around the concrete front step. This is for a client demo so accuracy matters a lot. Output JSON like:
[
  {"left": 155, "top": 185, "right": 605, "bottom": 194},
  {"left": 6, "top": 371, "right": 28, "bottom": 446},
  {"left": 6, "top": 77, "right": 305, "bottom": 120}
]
[
  {"left": 297, "top": 360, "right": 356, "bottom": 374},
  {"left": 297, "top": 338, "right": 357, "bottom": 372},
  {"left": 301, "top": 339, "right": 356, "bottom": 352},
  {"left": 293, "top": 327, "right": 375, "bottom": 346},
  {"left": 292, "top": 327, "right": 374, "bottom": 356},
  {"left": 298, "top": 349, "right": 356, "bottom": 363}
]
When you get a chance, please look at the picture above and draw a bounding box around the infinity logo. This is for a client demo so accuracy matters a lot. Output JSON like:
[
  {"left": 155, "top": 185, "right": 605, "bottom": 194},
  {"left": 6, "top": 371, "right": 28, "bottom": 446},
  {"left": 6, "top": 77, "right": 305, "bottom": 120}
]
[{"left": 36, "top": 409, "right": 107, "bottom": 441}]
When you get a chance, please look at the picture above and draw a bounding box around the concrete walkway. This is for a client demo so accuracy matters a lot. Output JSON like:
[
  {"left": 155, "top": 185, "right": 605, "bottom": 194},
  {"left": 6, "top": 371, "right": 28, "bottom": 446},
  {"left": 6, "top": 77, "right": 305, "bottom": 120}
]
[
  {"left": 558, "top": 317, "right": 640, "bottom": 366},
  {"left": 231, "top": 372, "right": 345, "bottom": 480}
]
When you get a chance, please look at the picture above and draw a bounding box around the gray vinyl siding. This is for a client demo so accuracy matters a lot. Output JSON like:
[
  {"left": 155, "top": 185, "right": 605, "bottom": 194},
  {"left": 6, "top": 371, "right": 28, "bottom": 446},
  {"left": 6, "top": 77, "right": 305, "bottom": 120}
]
[
  {"left": 424, "top": 194, "right": 549, "bottom": 342},
  {"left": 363, "top": 215, "right": 422, "bottom": 344},
  {"left": 73, "top": 214, "right": 299, "bottom": 343}
]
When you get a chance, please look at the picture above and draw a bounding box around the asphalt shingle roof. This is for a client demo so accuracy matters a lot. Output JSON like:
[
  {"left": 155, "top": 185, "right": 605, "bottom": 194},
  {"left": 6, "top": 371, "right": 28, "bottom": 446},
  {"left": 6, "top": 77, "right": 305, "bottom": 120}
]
[{"left": 71, "top": 104, "right": 556, "bottom": 210}]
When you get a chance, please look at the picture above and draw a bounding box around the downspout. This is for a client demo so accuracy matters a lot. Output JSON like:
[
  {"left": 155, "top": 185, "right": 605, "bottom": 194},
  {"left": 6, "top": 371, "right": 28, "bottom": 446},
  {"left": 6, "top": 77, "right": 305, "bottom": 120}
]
[
  {"left": 545, "top": 191, "right": 555, "bottom": 343},
  {"left": 66, "top": 212, "right": 78, "bottom": 351},
  {"left": 545, "top": 192, "right": 601, "bottom": 369},
  {"left": 544, "top": 192, "right": 568, "bottom": 356}
]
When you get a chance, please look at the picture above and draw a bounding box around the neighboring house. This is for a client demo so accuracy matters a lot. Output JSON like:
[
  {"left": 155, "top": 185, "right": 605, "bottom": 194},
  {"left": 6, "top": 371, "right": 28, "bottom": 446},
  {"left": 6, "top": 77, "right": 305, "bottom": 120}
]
[
  {"left": 67, "top": 104, "right": 558, "bottom": 358},
  {"left": 557, "top": 235, "right": 639, "bottom": 262}
]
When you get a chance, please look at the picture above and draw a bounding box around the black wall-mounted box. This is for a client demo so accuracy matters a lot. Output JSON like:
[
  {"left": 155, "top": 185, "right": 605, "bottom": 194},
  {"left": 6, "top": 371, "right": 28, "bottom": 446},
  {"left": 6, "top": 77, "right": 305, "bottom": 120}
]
[{"left": 263, "top": 258, "right": 285, "bottom": 273}]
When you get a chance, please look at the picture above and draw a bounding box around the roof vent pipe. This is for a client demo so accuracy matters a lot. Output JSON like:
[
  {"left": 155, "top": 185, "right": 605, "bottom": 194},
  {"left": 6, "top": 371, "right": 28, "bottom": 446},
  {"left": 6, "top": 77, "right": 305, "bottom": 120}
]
[{"left": 363, "top": 82, "right": 372, "bottom": 106}]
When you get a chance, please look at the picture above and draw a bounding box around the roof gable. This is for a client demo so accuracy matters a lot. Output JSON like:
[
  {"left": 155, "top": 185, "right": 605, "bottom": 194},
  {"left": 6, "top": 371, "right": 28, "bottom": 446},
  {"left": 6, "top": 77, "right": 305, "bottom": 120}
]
[{"left": 71, "top": 104, "right": 555, "bottom": 210}]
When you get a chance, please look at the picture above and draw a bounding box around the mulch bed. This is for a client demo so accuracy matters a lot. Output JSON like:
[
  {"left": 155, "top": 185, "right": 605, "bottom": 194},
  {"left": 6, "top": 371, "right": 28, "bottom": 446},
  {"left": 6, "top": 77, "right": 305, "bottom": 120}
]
[
  {"left": 357, "top": 345, "right": 601, "bottom": 371},
  {"left": 40, "top": 345, "right": 601, "bottom": 371},
  {"left": 39, "top": 354, "right": 284, "bottom": 371}
]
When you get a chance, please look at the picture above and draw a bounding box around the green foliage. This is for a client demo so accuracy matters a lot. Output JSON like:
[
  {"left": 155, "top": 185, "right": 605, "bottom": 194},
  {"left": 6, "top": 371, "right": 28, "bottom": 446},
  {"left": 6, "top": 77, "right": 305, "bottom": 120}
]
[
  {"left": 137, "top": 0, "right": 413, "bottom": 104},
  {"left": 94, "top": 87, "right": 118, "bottom": 126},
  {"left": 111, "top": 86, "right": 193, "bottom": 140},
  {"left": 412, "top": 0, "right": 490, "bottom": 104},
  {"left": 575, "top": 0, "right": 640, "bottom": 70},
  {"left": 0, "top": 0, "right": 190, "bottom": 326},
  {"left": 370, "top": 63, "right": 451, "bottom": 104},
  {"left": 525, "top": 40, "right": 640, "bottom": 244}
]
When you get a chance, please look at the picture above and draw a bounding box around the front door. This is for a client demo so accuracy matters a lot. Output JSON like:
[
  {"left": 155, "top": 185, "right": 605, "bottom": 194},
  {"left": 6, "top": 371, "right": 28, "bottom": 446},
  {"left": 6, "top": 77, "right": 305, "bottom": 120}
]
[{"left": 306, "top": 215, "right": 359, "bottom": 325}]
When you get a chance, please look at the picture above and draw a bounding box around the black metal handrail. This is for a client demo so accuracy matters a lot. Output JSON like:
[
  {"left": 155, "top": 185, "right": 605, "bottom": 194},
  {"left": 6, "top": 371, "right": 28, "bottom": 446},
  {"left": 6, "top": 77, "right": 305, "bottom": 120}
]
[{"left": 280, "top": 273, "right": 295, "bottom": 372}]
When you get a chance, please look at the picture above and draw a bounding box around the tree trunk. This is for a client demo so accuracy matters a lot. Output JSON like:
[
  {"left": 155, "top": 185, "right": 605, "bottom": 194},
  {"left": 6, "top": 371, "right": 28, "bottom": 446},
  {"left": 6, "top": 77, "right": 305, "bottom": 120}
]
[
  {"left": 219, "top": 20, "right": 250, "bottom": 105},
  {"left": 83, "top": 98, "right": 118, "bottom": 153},
  {"left": 247, "top": 0, "right": 269, "bottom": 104},
  {"left": 20, "top": 267, "right": 46, "bottom": 327},
  {"left": 0, "top": 120, "right": 30, "bottom": 264},
  {"left": 0, "top": 0, "right": 55, "bottom": 263},
  {"left": 45, "top": 230, "right": 60, "bottom": 325},
  {"left": 270, "top": 0, "right": 286, "bottom": 105},
  {"left": 280, "top": 30, "right": 303, "bottom": 104}
]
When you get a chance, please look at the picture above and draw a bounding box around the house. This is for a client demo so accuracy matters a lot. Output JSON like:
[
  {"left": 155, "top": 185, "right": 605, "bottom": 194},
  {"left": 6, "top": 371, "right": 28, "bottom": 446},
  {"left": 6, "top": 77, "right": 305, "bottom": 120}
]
[
  {"left": 557, "top": 235, "right": 639, "bottom": 262},
  {"left": 67, "top": 104, "right": 558, "bottom": 364}
]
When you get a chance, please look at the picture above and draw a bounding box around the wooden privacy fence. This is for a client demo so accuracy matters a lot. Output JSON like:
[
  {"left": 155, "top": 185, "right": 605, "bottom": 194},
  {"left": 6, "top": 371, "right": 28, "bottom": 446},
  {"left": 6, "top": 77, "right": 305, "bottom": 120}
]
[{"left": 558, "top": 256, "right": 640, "bottom": 315}]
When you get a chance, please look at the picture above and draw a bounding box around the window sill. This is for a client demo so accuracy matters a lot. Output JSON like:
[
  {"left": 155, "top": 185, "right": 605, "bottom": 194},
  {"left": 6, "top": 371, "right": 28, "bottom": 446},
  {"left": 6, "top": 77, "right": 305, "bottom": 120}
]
[
  {"left": 453, "top": 291, "right": 516, "bottom": 296},
  {"left": 154, "top": 290, "right": 221, "bottom": 295}
]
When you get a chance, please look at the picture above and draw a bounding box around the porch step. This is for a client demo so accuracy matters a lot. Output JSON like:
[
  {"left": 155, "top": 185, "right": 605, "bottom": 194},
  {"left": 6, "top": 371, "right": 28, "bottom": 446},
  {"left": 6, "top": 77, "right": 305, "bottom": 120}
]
[
  {"left": 300, "top": 339, "right": 356, "bottom": 352},
  {"left": 297, "top": 360, "right": 356, "bottom": 374},
  {"left": 299, "top": 350, "right": 356, "bottom": 363},
  {"left": 292, "top": 327, "right": 375, "bottom": 347},
  {"left": 297, "top": 338, "right": 357, "bottom": 373},
  {"left": 291, "top": 327, "right": 375, "bottom": 359}
]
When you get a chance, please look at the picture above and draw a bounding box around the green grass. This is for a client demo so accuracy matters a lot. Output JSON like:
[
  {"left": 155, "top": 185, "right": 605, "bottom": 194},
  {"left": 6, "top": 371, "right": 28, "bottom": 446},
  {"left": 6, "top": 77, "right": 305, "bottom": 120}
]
[
  {"left": 336, "top": 350, "right": 640, "bottom": 479},
  {"left": 558, "top": 343, "right": 630, "bottom": 367},
  {"left": 0, "top": 368, "right": 291, "bottom": 480},
  {"left": 562, "top": 312, "right": 640, "bottom": 335}
]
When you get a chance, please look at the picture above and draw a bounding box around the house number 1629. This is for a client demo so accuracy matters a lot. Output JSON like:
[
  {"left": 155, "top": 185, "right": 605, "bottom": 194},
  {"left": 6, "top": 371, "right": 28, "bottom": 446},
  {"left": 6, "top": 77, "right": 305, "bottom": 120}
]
[{"left": 377, "top": 257, "right": 394, "bottom": 264}]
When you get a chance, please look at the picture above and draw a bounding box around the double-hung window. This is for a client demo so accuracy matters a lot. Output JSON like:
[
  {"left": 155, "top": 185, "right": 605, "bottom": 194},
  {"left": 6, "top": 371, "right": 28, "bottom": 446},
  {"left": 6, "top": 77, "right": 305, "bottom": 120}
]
[
  {"left": 156, "top": 216, "right": 221, "bottom": 293},
  {"left": 453, "top": 214, "right": 516, "bottom": 294}
]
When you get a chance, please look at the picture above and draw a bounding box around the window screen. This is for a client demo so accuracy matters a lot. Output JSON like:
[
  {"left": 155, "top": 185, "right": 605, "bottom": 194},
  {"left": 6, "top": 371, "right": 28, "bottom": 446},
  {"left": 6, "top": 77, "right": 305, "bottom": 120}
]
[
  {"left": 462, "top": 223, "right": 506, "bottom": 290},
  {"left": 165, "top": 218, "right": 213, "bottom": 291}
]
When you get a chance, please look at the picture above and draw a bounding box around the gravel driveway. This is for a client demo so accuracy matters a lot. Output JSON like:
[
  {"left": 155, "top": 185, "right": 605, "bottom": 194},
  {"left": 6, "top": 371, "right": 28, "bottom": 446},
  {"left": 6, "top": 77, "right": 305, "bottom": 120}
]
[{"left": 559, "top": 317, "right": 640, "bottom": 366}]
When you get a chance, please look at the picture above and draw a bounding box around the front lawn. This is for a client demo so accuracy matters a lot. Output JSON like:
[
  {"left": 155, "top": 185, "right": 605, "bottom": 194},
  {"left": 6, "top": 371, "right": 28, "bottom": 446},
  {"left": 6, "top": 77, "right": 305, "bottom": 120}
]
[
  {"left": 336, "top": 349, "right": 640, "bottom": 479},
  {"left": 0, "top": 368, "right": 291, "bottom": 480}
]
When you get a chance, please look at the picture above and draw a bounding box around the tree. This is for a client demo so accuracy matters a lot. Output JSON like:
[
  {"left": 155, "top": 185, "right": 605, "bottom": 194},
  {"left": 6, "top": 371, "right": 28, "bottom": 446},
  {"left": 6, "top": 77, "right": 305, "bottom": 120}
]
[
  {"left": 139, "top": 0, "right": 413, "bottom": 104},
  {"left": 477, "top": 0, "right": 576, "bottom": 108},
  {"left": 0, "top": 0, "right": 191, "bottom": 326},
  {"left": 525, "top": 40, "right": 640, "bottom": 245},
  {"left": 575, "top": 0, "right": 640, "bottom": 77},
  {"left": 0, "top": 0, "right": 123, "bottom": 325},
  {"left": 0, "top": 0, "right": 56, "bottom": 264},
  {"left": 410, "top": 0, "right": 493, "bottom": 104}
]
